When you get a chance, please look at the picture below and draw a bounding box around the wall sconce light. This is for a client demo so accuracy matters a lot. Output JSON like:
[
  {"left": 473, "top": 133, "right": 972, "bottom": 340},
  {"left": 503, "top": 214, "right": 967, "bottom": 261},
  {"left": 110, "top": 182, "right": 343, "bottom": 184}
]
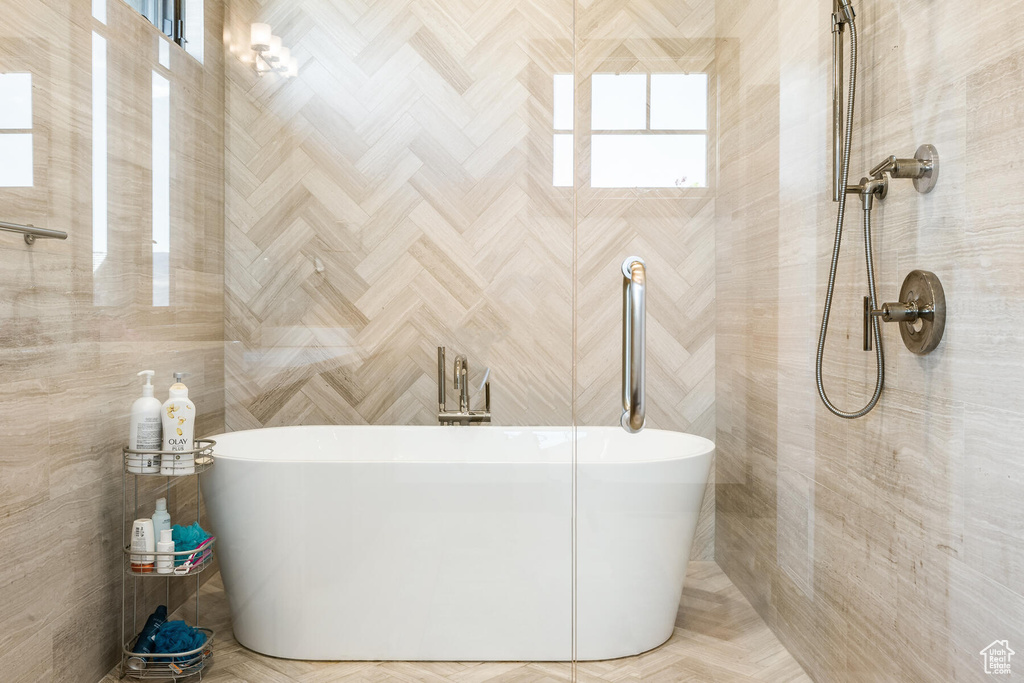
[{"left": 250, "top": 23, "right": 297, "bottom": 78}]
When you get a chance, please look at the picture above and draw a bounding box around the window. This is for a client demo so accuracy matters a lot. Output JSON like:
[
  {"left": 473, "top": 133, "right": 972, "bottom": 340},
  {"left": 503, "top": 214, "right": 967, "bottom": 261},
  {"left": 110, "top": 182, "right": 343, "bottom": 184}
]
[
  {"left": 126, "top": 0, "right": 183, "bottom": 43},
  {"left": 552, "top": 73, "right": 573, "bottom": 187},
  {"left": 93, "top": 32, "right": 108, "bottom": 277},
  {"left": 0, "top": 72, "right": 33, "bottom": 187},
  {"left": 123, "top": 0, "right": 204, "bottom": 62},
  {"left": 590, "top": 72, "right": 708, "bottom": 188},
  {"left": 152, "top": 71, "right": 171, "bottom": 307}
]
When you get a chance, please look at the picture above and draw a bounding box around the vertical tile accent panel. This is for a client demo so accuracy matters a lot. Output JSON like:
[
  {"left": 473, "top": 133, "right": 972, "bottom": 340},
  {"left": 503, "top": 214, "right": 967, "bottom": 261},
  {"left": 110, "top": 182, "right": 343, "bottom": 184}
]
[
  {"left": 716, "top": 0, "right": 1024, "bottom": 680},
  {"left": 0, "top": 0, "right": 225, "bottom": 681}
]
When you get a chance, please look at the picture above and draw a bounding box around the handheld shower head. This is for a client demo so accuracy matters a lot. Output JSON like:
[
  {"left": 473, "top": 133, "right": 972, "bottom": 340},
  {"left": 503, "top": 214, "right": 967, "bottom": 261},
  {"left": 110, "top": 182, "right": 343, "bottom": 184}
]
[{"left": 834, "top": 0, "right": 855, "bottom": 21}]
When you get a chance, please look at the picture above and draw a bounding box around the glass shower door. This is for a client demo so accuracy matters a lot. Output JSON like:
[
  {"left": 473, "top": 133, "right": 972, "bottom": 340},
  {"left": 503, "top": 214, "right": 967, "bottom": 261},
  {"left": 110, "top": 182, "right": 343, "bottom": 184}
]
[
  {"left": 218, "top": 0, "right": 581, "bottom": 671},
  {"left": 569, "top": 0, "right": 718, "bottom": 673}
]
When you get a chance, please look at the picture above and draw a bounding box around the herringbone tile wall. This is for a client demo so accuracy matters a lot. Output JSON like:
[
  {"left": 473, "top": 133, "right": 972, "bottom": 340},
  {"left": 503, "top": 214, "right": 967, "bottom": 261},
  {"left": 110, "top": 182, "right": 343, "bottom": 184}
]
[{"left": 223, "top": 0, "right": 715, "bottom": 556}]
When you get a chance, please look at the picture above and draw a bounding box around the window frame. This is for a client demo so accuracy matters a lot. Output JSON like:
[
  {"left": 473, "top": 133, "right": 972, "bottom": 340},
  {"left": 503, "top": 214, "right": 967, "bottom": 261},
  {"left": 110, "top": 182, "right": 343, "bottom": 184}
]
[{"left": 588, "top": 72, "right": 709, "bottom": 190}]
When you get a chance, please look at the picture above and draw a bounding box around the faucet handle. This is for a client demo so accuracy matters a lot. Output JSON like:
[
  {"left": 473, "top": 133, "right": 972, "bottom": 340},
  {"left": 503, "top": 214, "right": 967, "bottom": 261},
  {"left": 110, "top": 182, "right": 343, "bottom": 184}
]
[
  {"left": 437, "top": 347, "right": 446, "bottom": 409},
  {"left": 453, "top": 354, "right": 468, "bottom": 391},
  {"left": 477, "top": 367, "right": 491, "bottom": 412}
]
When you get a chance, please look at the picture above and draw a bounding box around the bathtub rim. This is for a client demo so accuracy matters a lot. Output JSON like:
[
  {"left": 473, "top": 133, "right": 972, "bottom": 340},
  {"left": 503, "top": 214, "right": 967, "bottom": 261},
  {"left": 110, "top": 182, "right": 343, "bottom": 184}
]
[{"left": 203, "top": 424, "right": 714, "bottom": 466}]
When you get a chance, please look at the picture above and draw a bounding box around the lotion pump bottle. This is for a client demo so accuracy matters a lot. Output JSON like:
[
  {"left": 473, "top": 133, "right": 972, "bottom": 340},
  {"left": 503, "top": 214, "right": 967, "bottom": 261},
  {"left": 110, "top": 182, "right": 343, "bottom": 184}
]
[
  {"left": 151, "top": 497, "right": 171, "bottom": 538},
  {"left": 161, "top": 372, "right": 197, "bottom": 475},
  {"left": 128, "top": 371, "right": 162, "bottom": 474},
  {"left": 155, "top": 529, "right": 175, "bottom": 575}
]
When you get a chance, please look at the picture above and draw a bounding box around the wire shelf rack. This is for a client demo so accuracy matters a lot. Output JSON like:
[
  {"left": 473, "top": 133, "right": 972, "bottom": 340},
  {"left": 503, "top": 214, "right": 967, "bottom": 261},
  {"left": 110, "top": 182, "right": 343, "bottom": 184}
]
[
  {"left": 124, "top": 537, "right": 216, "bottom": 578},
  {"left": 123, "top": 440, "right": 216, "bottom": 476},
  {"left": 121, "top": 628, "right": 214, "bottom": 680},
  {"left": 121, "top": 436, "right": 216, "bottom": 680}
]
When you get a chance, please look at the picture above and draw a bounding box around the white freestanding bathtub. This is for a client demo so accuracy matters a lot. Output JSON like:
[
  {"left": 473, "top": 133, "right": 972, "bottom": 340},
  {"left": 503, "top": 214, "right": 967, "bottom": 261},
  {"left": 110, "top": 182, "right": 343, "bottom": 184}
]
[{"left": 201, "top": 425, "right": 713, "bottom": 661}]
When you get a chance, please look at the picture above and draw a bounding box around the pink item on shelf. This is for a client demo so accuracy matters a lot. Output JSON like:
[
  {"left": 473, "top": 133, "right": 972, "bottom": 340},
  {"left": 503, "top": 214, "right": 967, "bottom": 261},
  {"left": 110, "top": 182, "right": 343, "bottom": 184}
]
[{"left": 173, "top": 536, "right": 215, "bottom": 575}]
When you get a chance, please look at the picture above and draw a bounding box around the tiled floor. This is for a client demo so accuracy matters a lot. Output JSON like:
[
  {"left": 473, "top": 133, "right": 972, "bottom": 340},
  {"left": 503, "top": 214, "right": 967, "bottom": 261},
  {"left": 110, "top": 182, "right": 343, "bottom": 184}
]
[{"left": 102, "top": 562, "right": 809, "bottom": 682}]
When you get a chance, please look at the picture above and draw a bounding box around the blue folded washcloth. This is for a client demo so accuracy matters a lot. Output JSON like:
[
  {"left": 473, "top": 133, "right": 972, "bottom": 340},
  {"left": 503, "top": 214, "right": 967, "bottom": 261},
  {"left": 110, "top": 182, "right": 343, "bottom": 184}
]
[
  {"left": 154, "top": 620, "right": 207, "bottom": 663},
  {"left": 171, "top": 522, "right": 211, "bottom": 566}
]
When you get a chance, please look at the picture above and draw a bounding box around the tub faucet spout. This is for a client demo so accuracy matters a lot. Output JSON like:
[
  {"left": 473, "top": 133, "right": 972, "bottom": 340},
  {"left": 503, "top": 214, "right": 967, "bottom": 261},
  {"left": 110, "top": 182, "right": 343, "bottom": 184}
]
[{"left": 437, "top": 347, "right": 491, "bottom": 426}]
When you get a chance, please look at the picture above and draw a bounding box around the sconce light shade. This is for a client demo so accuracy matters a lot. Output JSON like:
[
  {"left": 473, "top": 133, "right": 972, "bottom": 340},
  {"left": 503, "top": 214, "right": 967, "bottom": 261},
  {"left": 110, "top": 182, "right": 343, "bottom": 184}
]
[
  {"left": 251, "top": 26, "right": 295, "bottom": 77},
  {"left": 268, "top": 35, "right": 283, "bottom": 60},
  {"left": 251, "top": 23, "right": 272, "bottom": 50}
]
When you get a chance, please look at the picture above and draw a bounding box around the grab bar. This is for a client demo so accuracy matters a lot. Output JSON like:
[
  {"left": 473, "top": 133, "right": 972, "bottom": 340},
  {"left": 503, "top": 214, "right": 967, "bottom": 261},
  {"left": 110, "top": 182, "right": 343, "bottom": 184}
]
[
  {"left": 620, "top": 256, "right": 646, "bottom": 433},
  {"left": 0, "top": 220, "right": 68, "bottom": 245}
]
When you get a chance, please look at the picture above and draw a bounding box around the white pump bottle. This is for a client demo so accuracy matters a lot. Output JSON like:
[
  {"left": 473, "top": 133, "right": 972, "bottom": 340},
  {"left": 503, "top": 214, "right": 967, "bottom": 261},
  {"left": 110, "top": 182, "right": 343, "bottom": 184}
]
[
  {"left": 128, "top": 370, "right": 162, "bottom": 473},
  {"left": 161, "top": 372, "right": 197, "bottom": 475}
]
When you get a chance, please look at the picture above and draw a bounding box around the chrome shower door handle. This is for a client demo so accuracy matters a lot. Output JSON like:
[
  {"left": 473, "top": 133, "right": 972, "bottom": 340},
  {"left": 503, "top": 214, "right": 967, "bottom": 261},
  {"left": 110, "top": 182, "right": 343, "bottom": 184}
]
[{"left": 621, "top": 257, "right": 646, "bottom": 434}]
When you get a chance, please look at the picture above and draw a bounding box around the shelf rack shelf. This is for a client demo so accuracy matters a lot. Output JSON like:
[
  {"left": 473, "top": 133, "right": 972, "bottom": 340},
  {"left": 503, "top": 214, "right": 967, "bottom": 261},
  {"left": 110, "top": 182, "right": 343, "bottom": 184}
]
[{"left": 121, "top": 629, "right": 215, "bottom": 680}]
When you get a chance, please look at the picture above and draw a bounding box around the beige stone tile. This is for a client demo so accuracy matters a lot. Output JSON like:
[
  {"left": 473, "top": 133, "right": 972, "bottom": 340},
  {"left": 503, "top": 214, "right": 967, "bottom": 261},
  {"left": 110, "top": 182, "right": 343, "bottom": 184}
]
[
  {"left": 0, "top": 622, "right": 54, "bottom": 683},
  {"left": 0, "top": 0, "right": 224, "bottom": 680},
  {"left": 716, "top": 1, "right": 1024, "bottom": 681},
  {"left": 963, "top": 404, "right": 1024, "bottom": 592},
  {"left": 0, "top": 379, "right": 50, "bottom": 516},
  {"left": 947, "top": 561, "right": 1024, "bottom": 682}
]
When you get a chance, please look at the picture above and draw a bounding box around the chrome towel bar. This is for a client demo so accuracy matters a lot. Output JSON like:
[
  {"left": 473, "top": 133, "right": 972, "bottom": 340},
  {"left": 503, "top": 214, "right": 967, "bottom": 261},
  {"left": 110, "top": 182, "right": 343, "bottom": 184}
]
[
  {"left": 0, "top": 220, "right": 68, "bottom": 245},
  {"left": 621, "top": 256, "right": 646, "bottom": 433}
]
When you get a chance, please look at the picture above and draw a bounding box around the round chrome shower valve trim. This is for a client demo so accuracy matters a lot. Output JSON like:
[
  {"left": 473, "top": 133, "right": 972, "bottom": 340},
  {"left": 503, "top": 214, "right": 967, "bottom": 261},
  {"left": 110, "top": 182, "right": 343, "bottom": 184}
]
[
  {"left": 867, "top": 270, "right": 946, "bottom": 355},
  {"left": 898, "top": 270, "right": 945, "bottom": 355}
]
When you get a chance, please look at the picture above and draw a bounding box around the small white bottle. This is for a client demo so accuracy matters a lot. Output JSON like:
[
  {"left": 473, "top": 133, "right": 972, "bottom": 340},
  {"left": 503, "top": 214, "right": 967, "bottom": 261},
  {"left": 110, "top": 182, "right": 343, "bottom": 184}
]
[
  {"left": 130, "top": 518, "right": 156, "bottom": 573},
  {"left": 151, "top": 498, "right": 171, "bottom": 538},
  {"left": 128, "top": 371, "right": 162, "bottom": 474},
  {"left": 161, "top": 372, "right": 197, "bottom": 475},
  {"left": 156, "top": 528, "right": 175, "bottom": 575}
]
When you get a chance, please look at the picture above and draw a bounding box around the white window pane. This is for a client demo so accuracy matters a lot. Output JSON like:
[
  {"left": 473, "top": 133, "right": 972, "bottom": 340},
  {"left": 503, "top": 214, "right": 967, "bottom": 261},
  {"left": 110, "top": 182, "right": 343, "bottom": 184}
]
[
  {"left": 93, "top": 32, "right": 108, "bottom": 273},
  {"left": 185, "top": 0, "right": 204, "bottom": 63},
  {"left": 0, "top": 134, "right": 33, "bottom": 186},
  {"left": 553, "top": 74, "right": 573, "bottom": 131},
  {"left": 591, "top": 73, "right": 646, "bottom": 131},
  {"left": 650, "top": 73, "right": 707, "bottom": 130},
  {"left": 159, "top": 39, "right": 170, "bottom": 69},
  {"left": 591, "top": 134, "right": 706, "bottom": 188},
  {"left": 0, "top": 73, "right": 32, "bottom": 130},
  {"left": 152, "top": 72, "right": 170, "bottom": 307},
  {"left": 92, "top": 0, "right": 106, "bottom": 22},
  {"left": 553, "top": 134, "right": 573, "bottom": 187}
]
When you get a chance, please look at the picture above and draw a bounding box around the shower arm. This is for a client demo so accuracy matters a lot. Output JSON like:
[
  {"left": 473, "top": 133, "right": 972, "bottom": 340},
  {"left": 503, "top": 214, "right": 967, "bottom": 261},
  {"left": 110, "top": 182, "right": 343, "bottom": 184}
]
[{"left": 868, "top": 153, "right": 935, "bottom": 182}]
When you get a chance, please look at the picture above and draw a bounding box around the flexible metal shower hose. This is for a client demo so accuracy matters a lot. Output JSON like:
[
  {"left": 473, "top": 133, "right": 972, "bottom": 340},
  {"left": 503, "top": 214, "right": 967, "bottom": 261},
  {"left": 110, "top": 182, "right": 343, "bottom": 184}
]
[{"left": 815, "top": 10, "right": 885, "bottom": 419}]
